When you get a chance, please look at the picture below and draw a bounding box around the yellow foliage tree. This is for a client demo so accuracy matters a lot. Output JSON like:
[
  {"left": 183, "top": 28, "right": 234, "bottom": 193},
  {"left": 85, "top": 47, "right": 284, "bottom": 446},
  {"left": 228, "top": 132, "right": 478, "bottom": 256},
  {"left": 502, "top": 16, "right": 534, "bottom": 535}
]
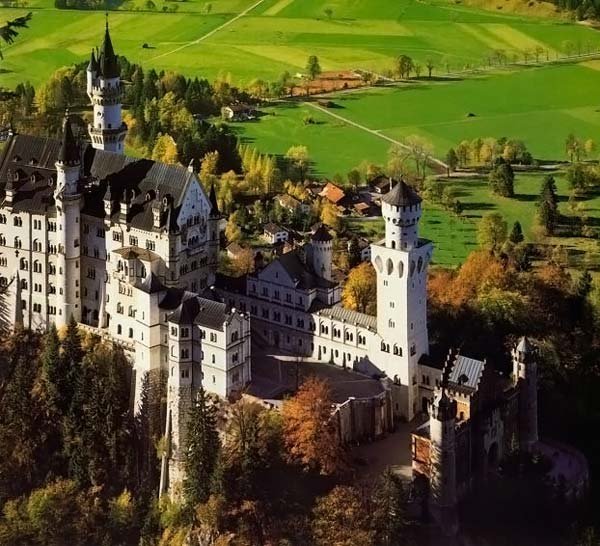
[
  {"left": 151, "top": 134, "right": 178, "bottom": 165},
  {"left": 342, "top": 262, "right": 377, "bottom": 315},
  {"left": 320, "top": 202, "right": 341, "bottom": 232}
]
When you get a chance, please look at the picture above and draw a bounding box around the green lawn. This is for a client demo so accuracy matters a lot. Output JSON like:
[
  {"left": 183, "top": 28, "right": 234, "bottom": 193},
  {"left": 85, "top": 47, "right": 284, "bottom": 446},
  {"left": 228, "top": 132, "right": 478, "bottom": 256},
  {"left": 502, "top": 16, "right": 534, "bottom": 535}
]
[{"left": 2, "top": 0, "right": 600, "bottom": 89}]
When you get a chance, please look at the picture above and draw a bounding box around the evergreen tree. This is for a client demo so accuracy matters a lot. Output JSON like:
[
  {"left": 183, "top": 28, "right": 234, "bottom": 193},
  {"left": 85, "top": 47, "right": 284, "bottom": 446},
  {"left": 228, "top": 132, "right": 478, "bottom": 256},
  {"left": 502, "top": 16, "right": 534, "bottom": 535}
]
[
  {"left": 183, "top": 387, "right": 220, "bottom": 508},
  {"left": 509, "top": 221, "right": 524, "bottom": 244},
  {"left": 489, "top": 161, "right": 515, "bottom": 197},
  {"left": 371, "top": 468, "right": 408, "bottom": 546},
  {"left": 576, "top": 269, "right": 593, "bottom": 299},
  {"left": 538, "top": 175, "right": 559, "bottom": 235},
  {"left": 41, "top": 324, "right": 67, "bottom": 412},
  {"left": 348, "top": 236, "right": 362, "bottom": 269}
]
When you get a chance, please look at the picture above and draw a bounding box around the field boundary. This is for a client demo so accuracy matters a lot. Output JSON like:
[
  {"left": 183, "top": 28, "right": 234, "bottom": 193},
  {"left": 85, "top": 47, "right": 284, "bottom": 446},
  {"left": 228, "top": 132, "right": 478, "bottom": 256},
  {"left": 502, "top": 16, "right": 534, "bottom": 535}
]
[
  {"left": 148, "top": 0, "right": 268, "bottom": 61},
  {"left": 305, "top": 101, "right": 449, "bottom": 171}
]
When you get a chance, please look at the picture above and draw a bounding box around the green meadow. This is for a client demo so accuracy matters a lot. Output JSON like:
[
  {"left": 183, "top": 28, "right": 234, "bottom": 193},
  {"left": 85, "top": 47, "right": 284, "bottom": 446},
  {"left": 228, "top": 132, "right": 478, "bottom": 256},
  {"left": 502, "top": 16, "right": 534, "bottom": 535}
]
[
  {"left": 2, "top": 0, "right": 600, "bottom": 89},
  {"left": 349, "top": 172, "right": 600, "bottom": 268},
  {"left": 231, "top": 62, "right": 600, "bottom": 178}
]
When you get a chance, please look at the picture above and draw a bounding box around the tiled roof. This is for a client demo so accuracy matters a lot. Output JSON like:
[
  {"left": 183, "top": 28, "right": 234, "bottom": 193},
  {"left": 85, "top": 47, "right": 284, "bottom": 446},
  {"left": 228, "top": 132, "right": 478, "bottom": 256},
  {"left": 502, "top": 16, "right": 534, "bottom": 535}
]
[
  {"left": 264, "top": 222, "right": 284, "bottom": 235},
  {"left": 0, "top": 134, "right": 201, "bottom": 232},
  {"left": 311, "top": 302, "right": 377, "bottom": 330},
  {"left": 319, "top": 182, "right": 345, "bottom": 204},
  {"left": 381, "top": 179, "right": 421, "bottom": 207}
]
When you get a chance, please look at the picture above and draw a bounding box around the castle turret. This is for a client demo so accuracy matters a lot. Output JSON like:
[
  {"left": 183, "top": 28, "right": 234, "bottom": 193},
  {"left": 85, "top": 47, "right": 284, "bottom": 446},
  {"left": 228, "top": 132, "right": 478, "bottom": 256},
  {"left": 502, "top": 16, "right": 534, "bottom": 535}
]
[
  {"left": 512, "top": 336, "right": 538, "bottom": 452},
  {"left": 208, "top": 184, "right": 221, "bottom": 278},
  {"left": 370, "top": 179, "right": 431, "bottom": 419},
  {"left": 87, "top": 20, "right": 127, "bottom": 154},
  {"left": 382, "top": 178, "right": 422, "bottom": 251},
  {"left": 428, "top": 388, "right": 459, "bottom": 536},
  {"left": 310, "top": 225, "right": 333, "bottom": 281},
  {"left": 54, "top": 113, "right": 82, "bottom": 327}
]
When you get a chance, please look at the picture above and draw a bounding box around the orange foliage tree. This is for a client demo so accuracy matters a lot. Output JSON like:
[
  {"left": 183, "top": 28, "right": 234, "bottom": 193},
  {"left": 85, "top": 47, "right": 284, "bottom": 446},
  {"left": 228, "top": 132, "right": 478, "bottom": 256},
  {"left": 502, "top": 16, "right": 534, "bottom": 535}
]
[{"left": 281, "top": 377, "right": 345, "bottom": 475}]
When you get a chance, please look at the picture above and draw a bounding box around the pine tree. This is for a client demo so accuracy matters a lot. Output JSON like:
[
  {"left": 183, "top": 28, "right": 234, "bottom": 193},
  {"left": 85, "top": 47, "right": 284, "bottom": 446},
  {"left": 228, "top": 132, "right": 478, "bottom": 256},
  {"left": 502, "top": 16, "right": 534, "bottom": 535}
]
[
  {"left": 489, "top": 162, "right": 514, "bottom": 197},
  {"left": 576, "top": 269, "right": 593, "bottom": 299},
  {"left": 371, "top": 468, "right": 408, "bottom": 546},
  {"left": 183, "top": 387, "right": 221, "bottom": 508},
  {"left": 537, "top": 175, "right": 559, "bottom": 235},
  {"left": 41, "top": 324, "right": 66, "bottom": 411},
  {"left": 509, "top": 221, "right": 524, "bottom": 244},
  {"left": 348, "top": 236, "right": 362, "bottom": 269}
]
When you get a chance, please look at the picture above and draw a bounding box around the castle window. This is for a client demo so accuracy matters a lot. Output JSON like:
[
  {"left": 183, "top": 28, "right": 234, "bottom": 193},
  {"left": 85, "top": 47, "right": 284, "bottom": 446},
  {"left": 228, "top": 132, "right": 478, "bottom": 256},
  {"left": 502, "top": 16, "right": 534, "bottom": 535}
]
[
  {"left": 20, "top": 279, "right": 27, "bottom": 290},
  {"left": 0, "top": 215, "right": 5, "bottom": 224},
  {"left": 0, "top": 235, "right": 5, "bottom": 246},
  {"left": 181, "top": 327, "right": 189, "bottom": 338},
  {"left": 181, "top": 369, "right": 189, "bottom": 378},
  {"left": 128, "top": 328, "right": 133, "bottom": 338},
  {"left": 117, "top": 325, "right": 122, "bottom": 335},
  {"left": 210, "top": 333, "right": 217, "bottom": 343},
  {"left": 410, "top": 345, "right": 416, "bottom": 356},
  {"left": 113, "top": 231, "right": 122, "bottom": 242},
  {"left": 14, "top": 237, "right": 22, "bottom": 249},
  {"left": 231, "top": 331, "right": 239, "bottom": 342},
  {"left": 129, "top": 236, "right": 138, "bottom": 246},
  {"left": 19, "top": 258, "right": 28, "bottom": 271},
  {"left": 0, "top": 258, "right": 6, "bottom": 267},
  {"left": 33, "top": 261, "right": 41, "bottom": 273},
  {"left": 388, "top": 319, "right": 395, "bottom": 328},
  {"left": 13, "top": 217, "right": 22, "bottom": 227},
  {"left": 181, "top": 349, "right": 189, "bottom": 358},
  {"left": 393, "top": 345, "right": 402, "bottom": 356}
]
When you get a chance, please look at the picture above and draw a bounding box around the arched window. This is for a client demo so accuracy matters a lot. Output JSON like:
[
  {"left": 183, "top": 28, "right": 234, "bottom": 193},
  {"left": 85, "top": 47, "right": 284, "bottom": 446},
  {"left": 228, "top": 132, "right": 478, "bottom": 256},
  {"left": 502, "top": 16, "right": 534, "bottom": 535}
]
[
  {"left": 386, "top": 258, "right": 394, "bottom": 275},
  {"left": 19, "top": 257, "right": 28, "bottom": 271},
  {"left": 117, "top": 324, "right": 122, "bottom": 335},
  {"left": 33, "top": 260, "right": 41, "bottom": 273},
  {"left": 20, "top": 279, "right": 27, "bottom": 290}
]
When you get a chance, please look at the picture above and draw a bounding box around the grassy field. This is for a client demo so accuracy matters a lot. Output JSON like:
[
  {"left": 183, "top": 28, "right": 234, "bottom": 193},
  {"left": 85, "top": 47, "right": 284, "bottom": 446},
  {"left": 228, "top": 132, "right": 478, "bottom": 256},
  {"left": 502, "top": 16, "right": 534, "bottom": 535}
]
[
  {"left": 231, "top": 61, "right": 600, "bottom": 178},
  {"left": 2, "top": 0, "right": 600, "bottom": 89},
  {"left": 348, "top": 171, "right": 600, "bottom": 268}
]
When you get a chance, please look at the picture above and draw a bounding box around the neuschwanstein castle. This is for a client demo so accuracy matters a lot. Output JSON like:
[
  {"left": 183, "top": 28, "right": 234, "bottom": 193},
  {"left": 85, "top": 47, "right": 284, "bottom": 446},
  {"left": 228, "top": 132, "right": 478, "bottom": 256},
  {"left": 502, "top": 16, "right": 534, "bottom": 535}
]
[{"left": 0, "top": 23, "right": 548, "bottom": 529}]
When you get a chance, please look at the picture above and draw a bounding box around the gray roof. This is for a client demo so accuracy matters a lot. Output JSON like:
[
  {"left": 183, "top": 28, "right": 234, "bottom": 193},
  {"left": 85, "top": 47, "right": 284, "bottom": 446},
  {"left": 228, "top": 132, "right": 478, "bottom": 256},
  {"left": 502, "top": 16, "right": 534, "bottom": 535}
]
[
  {"left": 381, "top": 179, "right": 421, "bottom": 207},
  {"left": 0, "top": 134, "right": 202, "bottom": 231},
  {"left": 311, "top": 225, "right": 333, "bottom": 242},
  {"left": 277, "top": 250, "right": 337, "bottom": 290},
  {"left": 162, "top": 289, "right": 230, "bottom": 331},
  {"left": 447, "top": 354, "right": 485, "bottom": 393},
  {"left": 311, "top": 302, "right": 377, "bottom": 331}
]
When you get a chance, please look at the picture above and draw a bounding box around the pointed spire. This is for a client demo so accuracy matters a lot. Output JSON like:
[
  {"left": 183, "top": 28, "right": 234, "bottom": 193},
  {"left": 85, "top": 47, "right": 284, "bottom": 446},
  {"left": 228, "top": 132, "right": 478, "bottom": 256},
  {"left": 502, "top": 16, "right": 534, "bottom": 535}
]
[
  {"left": 87, "top": 48, "right": 98, "bottom": 72},
  {"left": 58, "top": 111, "right": 80, "bottom": 167},
  {"left": 209, "top": 183, "right": 220, "bottom": 217},
  {"left": 98, "top": 16, "right": 119, "bottom": 79}
]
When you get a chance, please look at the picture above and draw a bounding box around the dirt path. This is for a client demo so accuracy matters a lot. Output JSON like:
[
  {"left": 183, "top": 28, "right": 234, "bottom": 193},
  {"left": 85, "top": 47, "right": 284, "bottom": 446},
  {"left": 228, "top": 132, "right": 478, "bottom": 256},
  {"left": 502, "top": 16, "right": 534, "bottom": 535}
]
[
  {"left": 305, "top": 101, "right": 449, "bottom": 171},
  {"left": 149, "top": 0, "right": 267, "bottom": 61}
]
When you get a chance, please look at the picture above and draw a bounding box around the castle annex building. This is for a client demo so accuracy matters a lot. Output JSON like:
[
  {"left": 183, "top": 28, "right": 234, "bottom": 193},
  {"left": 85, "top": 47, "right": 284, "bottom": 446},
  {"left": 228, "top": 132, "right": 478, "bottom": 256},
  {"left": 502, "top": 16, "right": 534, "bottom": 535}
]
[{"left": 0, "top": 23, "right": 555, "bottom": 526}]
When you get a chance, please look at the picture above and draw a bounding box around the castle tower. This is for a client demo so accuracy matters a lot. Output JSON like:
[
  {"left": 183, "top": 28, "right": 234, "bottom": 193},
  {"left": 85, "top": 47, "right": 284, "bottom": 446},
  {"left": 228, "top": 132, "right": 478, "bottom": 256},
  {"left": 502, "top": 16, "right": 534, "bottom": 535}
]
[
  {"left": 370, "top": 179, "right": 432, "bottom": 419},
  {"left": 54, "top": 114, "right": 82, "bottom": 327},
  {"left": 161, "top": 298, "right": 203, "bottom": 498},
  {"left": 87, "top": 20, "right": 127, "bottom": 154},
  {"left": 429, "top": 388, "right": 459, "bottom": 536},
  {"left": 512, "top": 336, "right": 539, "bottom": 452},
  {"left": 311, "top": 225, "right": 333, "bottom": 281}
]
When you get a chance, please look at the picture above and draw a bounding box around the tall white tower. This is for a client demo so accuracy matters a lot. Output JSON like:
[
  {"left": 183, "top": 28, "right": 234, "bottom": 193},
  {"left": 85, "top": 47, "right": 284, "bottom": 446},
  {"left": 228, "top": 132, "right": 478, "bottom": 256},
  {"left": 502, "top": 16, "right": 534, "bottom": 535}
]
[
  {"left": 512, "top": 336, "right": 539, "bottom": 452},
  {"left": 54, "top": 114, "right": 82, "bottom": 327},
  {"left": 370, "top": 179, "right": 432, "bottom": 419},
  {"left": 428, "top": 388, "right": 459, "bottom": 536},
  {"left": 87, "top": 21, "right": 127, "bottom": 154},
  {"left": 311, "top": 225, "right": 333, "bottom": 281}
]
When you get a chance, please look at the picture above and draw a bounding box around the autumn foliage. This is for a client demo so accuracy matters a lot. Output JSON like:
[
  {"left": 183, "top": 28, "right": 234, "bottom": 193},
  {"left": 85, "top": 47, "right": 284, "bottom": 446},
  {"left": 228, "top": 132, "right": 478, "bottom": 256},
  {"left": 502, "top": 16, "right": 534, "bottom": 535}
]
[
  {"left": 342, "top": 262, "right": 377, "bottom": 315},
  {"left": 281, "top": 377, "right": 345, "bottom": 475}
]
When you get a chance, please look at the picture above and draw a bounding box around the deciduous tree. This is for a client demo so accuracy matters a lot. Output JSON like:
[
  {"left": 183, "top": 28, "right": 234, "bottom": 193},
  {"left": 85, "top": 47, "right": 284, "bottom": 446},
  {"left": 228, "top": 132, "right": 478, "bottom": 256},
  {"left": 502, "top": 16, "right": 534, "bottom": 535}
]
[
  {"left": 342, "top": 262, "right": 377, "bottom": 315},
  {"left": 282, "top": 377, "right": 344, "bottom": 475}
]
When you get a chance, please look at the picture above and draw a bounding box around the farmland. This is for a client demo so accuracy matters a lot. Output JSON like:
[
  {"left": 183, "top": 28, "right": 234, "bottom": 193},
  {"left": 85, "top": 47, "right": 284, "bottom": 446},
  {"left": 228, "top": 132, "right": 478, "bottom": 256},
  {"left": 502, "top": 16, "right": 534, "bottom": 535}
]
[{"left": 2, "top": 0, "right": 600, "bottom": 89}]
